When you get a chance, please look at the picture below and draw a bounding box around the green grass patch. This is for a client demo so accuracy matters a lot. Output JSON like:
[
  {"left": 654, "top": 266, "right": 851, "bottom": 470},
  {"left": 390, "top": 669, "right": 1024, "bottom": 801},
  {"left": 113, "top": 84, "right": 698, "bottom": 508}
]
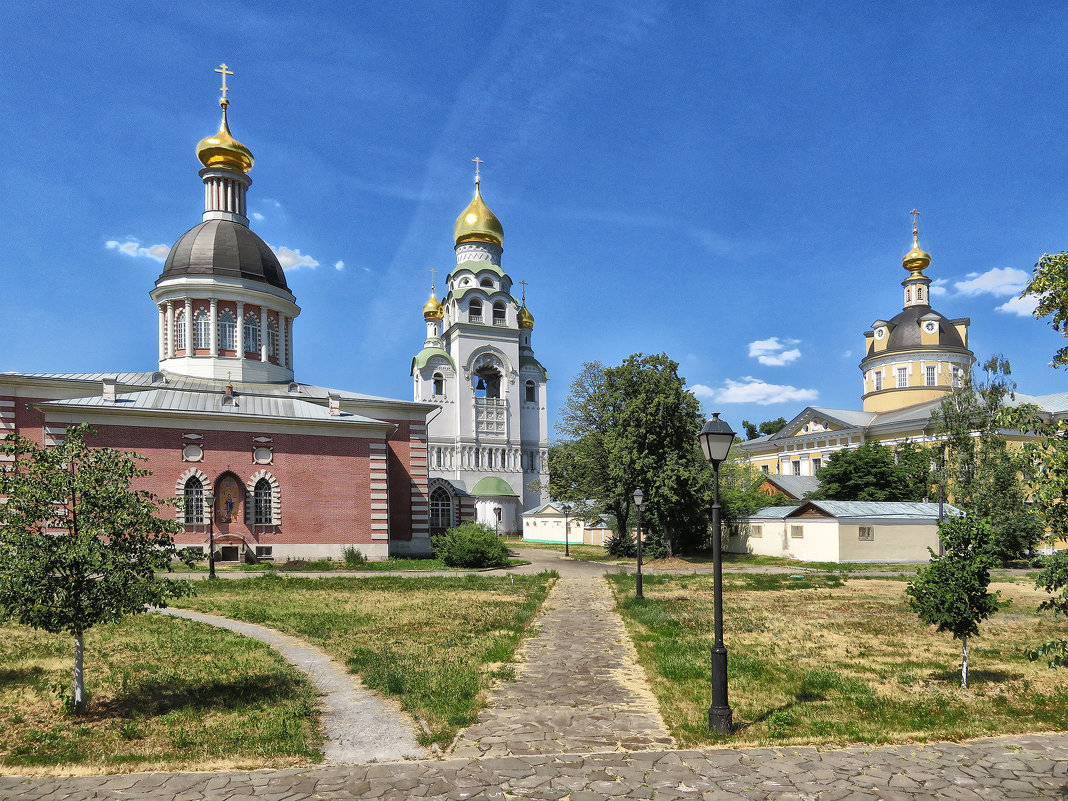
[
  {"left": 0, "top": 614, "right": 319, "bottom": 773},
  {"left": 177, "top": 572, "right": 554, "bottom": 747},
  {"left": 607, "top": 572, "right": 1068, "bottom": 747},
  {"left": 170, "top": 556, "right": 529, "bottom": 573}
]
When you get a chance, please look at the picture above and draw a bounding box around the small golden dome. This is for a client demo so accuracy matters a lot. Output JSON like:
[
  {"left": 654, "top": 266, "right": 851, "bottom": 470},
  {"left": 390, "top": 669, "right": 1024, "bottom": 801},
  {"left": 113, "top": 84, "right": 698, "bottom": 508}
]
[
  {"left": 453, "top": 180, "right": 503, "bottom": 246},
  {"left": 423, "top": 289, "right": 444, "bottom": 320},
  {"left": 196, "top": 100, "right": 254, "bottom": 174},
  {"left": 518, "top": 303, "right": 534, "bottom": 329},
  {"left": 902, "top": 241, "right": 931, "bottom": 274}
]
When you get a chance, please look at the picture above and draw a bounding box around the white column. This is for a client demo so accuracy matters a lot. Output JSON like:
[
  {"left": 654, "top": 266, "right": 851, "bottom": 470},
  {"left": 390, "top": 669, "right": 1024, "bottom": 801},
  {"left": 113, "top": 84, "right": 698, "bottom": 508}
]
[
  {"left": 236, "top": 301, "right": 245, "bottom": 358},
  {"left": 165, "top": 302, "right": 174, "bottom": 358},
  {"left": 278, "top": 314, "right": 287, "bottom": 369},
  {"left": 158, "top": 305, "right": 166, "bottom": 360},
  {"left": 260, "top": 307, "right": 269, "bottom": 362},
  {"left": 287, "top": 317, "right": 294, "bottom": 369},
  {"left": 209, "top": 298, "right": 218, "bottom": 357},
  {"left": 184, "top": 299, "right": 193, "bottom": 356}
]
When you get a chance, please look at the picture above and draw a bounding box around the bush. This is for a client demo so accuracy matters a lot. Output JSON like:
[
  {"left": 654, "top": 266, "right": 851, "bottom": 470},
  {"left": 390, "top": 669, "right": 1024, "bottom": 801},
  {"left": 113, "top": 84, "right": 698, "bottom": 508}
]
[
  {"left": 432, "top": 522, "right": 509, "bottom": 568},
  {"left": 343, "top": 546, "right": 367, "bottom": 568},
  {"left": 605, "top": 529, "right": 636, "bottom": 558}
]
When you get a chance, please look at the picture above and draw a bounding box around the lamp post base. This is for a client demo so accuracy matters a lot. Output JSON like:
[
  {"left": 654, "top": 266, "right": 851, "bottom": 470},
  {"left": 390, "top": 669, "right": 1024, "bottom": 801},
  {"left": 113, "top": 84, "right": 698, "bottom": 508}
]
[{"left": 708, "top": 705, "right": 733, "bottom": 735}]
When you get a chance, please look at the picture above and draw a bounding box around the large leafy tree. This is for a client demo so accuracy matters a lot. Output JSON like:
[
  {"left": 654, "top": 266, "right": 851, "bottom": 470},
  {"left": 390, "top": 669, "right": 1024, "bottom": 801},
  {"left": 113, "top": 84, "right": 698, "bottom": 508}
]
[
  {"left": 741, "top": 417, "right": 788, "bottom": 441},
  {"left": 998, "top": 402, "right": 1068, "bottom": 548},
  {"left": 932, "top": 356, "right": 1043, "bottom": 562},
  {"left": 554, "top": 354, "right": 711, "bottom": 556},
  {"left": 1020, "top": 251, "right": 1068, "bottom": 368},
  {"left": 808, "top": 441, "right": 928, "bottom": 502},
  {"left": 906, "top": 516, "right": 1000, "bottom": 688},
  {"left": 1026, "top": 551, "right": 1068, "bottom": 668},
  {"left": 0, "top": 424, "right": 193, "bottom": 712}
]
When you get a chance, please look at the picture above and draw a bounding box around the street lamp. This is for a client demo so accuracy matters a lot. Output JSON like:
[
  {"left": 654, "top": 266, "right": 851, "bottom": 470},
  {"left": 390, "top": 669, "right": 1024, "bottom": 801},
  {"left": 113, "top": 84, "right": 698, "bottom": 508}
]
[
  {"left": 632, "top": 488, "right": 645, "bottom": 600},
  {"left": 561, "top": 503, "right": 572, "bottom": 557},
  {"left": 204, "top": 488, "right": 216, "bottom": 580},
  {"left": 698, "top": 412, "right": 737, "bottom": 735}
]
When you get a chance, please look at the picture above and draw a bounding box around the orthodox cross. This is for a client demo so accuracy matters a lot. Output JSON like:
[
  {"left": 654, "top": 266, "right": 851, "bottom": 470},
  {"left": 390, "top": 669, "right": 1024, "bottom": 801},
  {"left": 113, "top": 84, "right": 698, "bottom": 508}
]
[
  {"left": 472, "top": 156, "right": 483, "bottom": 183},
  {"left": 519, "top": 279, "right": 528, "bottom": 302},
  {"left": 215, "top": 63, "right": 233, "bottom": 101},
  {"left": 428, "top": 267, "right": 437, "bottom": 291},
  {"left": 910, "top": 208, "right": 921, "bottom": 239}
]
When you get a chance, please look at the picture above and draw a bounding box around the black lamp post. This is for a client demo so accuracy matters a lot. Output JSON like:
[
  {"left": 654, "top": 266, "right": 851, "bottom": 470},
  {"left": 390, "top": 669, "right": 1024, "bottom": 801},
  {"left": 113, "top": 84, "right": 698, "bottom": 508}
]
[
  {"left": 205, "top": 489, "right": 216, "bottom": 580},
  {"left": 698, "top": 412, "right": 736, "bottom": 735},
  {"left": 633, "top": 488, "right": 645, "bottom": 600},
  {"left": 561, "top": 503, "right": 572, "bottom": 557}
]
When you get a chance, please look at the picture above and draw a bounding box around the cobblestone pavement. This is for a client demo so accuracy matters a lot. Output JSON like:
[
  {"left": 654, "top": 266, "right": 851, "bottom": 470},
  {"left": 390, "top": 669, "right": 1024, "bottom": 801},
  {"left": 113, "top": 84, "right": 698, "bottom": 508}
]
[
  {"left": 451, "top": 573, "right": 674, "bottom": 757},
  {"left": 158, "top": 608, "right": 427, "bottom": 764},
  {"left": 2, "top": 733, "right": 1065, "bottom": 799}
]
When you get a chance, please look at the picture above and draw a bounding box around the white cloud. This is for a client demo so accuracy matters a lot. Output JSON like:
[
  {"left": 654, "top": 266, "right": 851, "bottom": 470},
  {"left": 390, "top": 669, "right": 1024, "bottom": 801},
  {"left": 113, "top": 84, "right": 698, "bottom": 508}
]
[
  {"left": 334, "top": 260, "right": 345, "bottom": 271},
  {"left": 691, "top": 377, "right": 819, "bottom": 406},
  {"left": 748, "top": 337, "right": 801, "bottom": 366},
  {"left": 271, "top": 246, "right": 319, "bottom": 271},
  {"left": 106, "top": 239, "right": 170, "bottom": 264},
  {"left": 996, "top": 294, "right": 1040, "bottom": 317},
  {"left": 930, "top": 278, "right": 948, "bottom": 297},
  {"left": 954, "top": 267, "right": 1029, "bottom": 298}
]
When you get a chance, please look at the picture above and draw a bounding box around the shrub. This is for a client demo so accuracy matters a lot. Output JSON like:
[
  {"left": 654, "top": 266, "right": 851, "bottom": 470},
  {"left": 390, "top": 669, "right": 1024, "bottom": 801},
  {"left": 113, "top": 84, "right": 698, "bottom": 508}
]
[
  {"left": 343, "top": 546, "right": 367, "bottom": 568},
  {"left": 605, "top": 529, "right": 636, "bottom": 558},
  {"left": 433, "top": 522, "right": 509, "bottom": 568}
]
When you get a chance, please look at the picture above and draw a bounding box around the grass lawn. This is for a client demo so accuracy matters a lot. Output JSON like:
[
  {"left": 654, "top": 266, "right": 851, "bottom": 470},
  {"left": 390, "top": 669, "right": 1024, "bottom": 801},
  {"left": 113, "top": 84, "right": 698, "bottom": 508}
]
[
  {"left": 608, "top": 571, "right": 1068, "bottom": 747},
  {"left": 512, "top": 540, "right": 617, "bottom": 561},
  {"left": 176, "top": 572, "right": 555, "bottom": 747},
  {"left": 0, "top": 613, "right": 319, "bottom": 774},
  {"left": 168, "top": 556, "right": 530, "bottom": 573}
]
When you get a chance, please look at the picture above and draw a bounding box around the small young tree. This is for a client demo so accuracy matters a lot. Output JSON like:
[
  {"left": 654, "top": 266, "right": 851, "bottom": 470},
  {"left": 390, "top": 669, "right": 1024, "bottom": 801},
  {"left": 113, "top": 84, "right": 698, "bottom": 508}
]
[
  {"left": 0, "top": 424, "right": 193, "bottom": 713},
  {"left": 1027, "top": 551, "right": 1068, "bottom": 668},
  {"left": 906, "top": 516, "right": 1000, "bottom": 688}
]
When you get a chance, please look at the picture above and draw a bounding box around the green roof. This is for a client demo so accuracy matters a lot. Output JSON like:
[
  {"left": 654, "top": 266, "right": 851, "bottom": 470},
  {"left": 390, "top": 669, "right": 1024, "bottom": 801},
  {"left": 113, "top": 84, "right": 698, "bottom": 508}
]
[
  {"left": 449, "top": 261, "right": 508, "bottom": 280},
  {"left": 412, "top": 347, "right": 455, "bottom": 371},
  {"left": 520, "top": 351, "right": 548, "bottom": 379},
  {"left": 470, "top": 476, "right": 518, "bottom": 497}
]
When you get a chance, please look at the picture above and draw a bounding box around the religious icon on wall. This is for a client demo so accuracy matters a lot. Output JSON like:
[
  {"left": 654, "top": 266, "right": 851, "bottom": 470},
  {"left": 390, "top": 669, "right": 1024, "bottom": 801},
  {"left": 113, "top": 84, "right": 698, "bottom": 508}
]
[{"left": 216, "top": 475, "right": 242, "bottom": 523}]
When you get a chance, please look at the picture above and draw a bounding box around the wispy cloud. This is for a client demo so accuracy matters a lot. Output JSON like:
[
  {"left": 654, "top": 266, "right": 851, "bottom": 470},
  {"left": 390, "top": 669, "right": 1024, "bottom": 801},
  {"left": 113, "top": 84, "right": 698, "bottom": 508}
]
[
  {"left": 106, "top": 239, "right": 169, "bottom": 263},
  {"left": 748, "top": 337, "right": 801, "bottom": 366},
  {"left": 996, "top": 294, "right": 1040, "bottom": 317},
  {"left": 334, "top": 260, "right": 345, "bottom": 271},
  {"left": 954, "top": 267, "right": 1029, "bottom": 297},
  {"left": 930, "top": 278, "right": 948, "bottom": 297},
  {"left": 271, "top": 246, "right": 319, "bottom": 272},
  {"left": 691, "top": 377, "right": 819, "bottom": 406},
  {"left": 251, "top": 212, "right": 264, "bottom": 221}
]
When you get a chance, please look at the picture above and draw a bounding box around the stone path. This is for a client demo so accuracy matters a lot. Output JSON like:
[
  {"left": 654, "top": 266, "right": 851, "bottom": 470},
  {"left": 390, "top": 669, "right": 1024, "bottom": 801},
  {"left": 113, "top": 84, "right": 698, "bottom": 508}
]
[
  {"left": 452, "top": 573, "right": 674, "bottom": 757},
  {"left": 3, "top": 733, "right": 1066, "bottom": 799},
  {"left": 158, "top": 608, "right": 427, "bottom": 764}
]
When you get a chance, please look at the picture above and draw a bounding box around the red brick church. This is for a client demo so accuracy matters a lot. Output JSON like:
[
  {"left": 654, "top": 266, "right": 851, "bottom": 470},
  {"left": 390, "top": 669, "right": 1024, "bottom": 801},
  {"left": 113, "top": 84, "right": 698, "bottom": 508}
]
[{"left": 0, "top": 74, "right": 434, "bottom": 562}]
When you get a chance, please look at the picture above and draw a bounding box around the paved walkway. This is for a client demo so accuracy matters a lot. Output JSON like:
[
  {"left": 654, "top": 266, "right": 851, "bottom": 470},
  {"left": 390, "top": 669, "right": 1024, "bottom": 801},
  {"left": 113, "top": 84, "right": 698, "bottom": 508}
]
[{"left": 158, "top": 608, "right": 427, "bottom": 764}]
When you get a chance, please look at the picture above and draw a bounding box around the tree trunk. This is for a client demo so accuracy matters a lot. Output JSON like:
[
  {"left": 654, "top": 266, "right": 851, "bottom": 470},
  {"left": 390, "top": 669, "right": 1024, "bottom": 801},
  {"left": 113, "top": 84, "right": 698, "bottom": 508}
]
[
  {"left": 665, "top": 524, "right": 674, "bottom": 559},
  {"left": 961, "top": 635, "right": 969, "bottom": 689},
  {"left": 73, "top": 631, "right": 86, "bottom": 713}
]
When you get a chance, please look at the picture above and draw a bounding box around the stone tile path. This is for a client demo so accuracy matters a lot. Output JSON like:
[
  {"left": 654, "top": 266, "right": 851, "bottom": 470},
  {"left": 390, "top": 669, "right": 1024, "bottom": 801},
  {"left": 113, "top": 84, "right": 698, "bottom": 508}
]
[
  {"left": 452, "top": 574, "right": 673, "bottom": 757},
  {"left": 158, "top": 608, "right": 427, "bottom": 764}
]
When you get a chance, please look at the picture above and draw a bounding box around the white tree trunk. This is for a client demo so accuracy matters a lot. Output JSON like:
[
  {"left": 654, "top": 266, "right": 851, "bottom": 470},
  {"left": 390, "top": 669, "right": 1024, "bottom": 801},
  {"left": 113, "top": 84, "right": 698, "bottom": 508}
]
[
  {"left": 961, "top": 635, "right": 969, "bottom": 689},
  {"left": 73, "top": 632, "right": 86, "bottom": 713}
]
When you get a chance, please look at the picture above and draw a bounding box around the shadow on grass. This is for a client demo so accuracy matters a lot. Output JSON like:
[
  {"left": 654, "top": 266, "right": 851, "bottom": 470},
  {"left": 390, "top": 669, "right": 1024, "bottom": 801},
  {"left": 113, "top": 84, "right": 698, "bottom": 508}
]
[
  {"left": 0, "top": 666, "right": 48, "bottom": 690},
  {"left": 91, "top": 673, "right": 299, "bottom": 720},
  {"left": 928, "top": 669, "right": 1022, "bottom": 686},
  {"left": 733, "top": 701, "right": 797, "bottom": 732}
]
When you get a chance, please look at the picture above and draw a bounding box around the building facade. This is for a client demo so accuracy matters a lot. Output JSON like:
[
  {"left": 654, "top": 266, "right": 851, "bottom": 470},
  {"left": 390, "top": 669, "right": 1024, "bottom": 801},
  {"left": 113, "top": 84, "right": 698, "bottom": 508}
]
[{"left": 411, "top": 168, "right": 549, "bottom": 535}]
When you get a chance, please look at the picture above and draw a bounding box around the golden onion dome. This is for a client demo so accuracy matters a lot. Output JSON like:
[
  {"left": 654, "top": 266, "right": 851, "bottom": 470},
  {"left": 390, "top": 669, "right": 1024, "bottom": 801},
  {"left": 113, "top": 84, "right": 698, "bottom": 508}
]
[
  {"left": 518, "top": 302, "right": 534, "bottom": 329},
  {"left": 423, "top": 289, "right": 444, "bottom": 320},
  {"left": 902, "top": 239, "right": 931, "bottom": 275},
  {"left": 453, "top": 180, "right": 503, "bottom": 246},
  {"left": 196, "top": 100, "right": 254, "bottom": 174}
]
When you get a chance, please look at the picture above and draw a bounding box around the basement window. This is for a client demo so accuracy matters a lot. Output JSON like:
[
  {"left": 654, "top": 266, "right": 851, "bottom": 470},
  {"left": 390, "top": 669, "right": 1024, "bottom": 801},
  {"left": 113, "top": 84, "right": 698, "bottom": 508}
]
[
  {"left": 790, "top": 525, "right": 803, "bottom": 539},
  {"left": 859, "top": 526, "right": 874, "bottom": 542}
]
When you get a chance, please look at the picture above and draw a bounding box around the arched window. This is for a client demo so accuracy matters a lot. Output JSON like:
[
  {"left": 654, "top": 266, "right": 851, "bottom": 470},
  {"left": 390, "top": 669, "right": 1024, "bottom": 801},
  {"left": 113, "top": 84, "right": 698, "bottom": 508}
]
[
  {"left": 184, "top": 476, "right": 204, "bottom": 525},
  {"left": 492, "top": 301, "right": 506, "bottom": 325},
  {"left": 432, "top": 372, "right": 444, "bottom": 396},
  {"left": 469, "top": 299, "right": 483, "bottom": 323},
  {"left": 480, "top": 278, "right": 494, "bottom": 288},
  {"left": 244, "top": 313, "right": 260, "bottom": 354},
  {"left": 525, "top": 380, "right": 536, "bottom": 403},
  {"left": 905, "top": 288, "right": 911, "bottom": 302},
  {"left": 267, "top": 317, "right": 279, "bottom": 359},
  {"left": 194, "top": 310, "right": 210, "bottom": 349},
  {"left": 430, "top": 487, "right": 452, "bottom": 529},
  {"left": 218, "top": 310, "right": 236, "bottom": 350},
  {"left": 253, "top": 478, "right": 272, "bottom": 525},
  {"left": 917, "top": 286, "right": 925, "bottom": 302},
  {"left": 174, "top": 309, "right": 186, "bottom": 351}
]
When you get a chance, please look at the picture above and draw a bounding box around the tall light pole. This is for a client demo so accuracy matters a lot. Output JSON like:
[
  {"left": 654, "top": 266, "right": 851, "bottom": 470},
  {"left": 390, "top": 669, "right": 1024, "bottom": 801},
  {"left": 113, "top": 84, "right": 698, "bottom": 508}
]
[
  {"left": 633, "top": 488, "right": 645, "bottom": 600},
  {"left": 561, "top": 502, "right": 572, "bottom": 557},
  {"left": 205, "top": 488, "right": 216, "bottom": 580},
  {"left": 698, "top": 412, "right": 736, "bottom": 735}
]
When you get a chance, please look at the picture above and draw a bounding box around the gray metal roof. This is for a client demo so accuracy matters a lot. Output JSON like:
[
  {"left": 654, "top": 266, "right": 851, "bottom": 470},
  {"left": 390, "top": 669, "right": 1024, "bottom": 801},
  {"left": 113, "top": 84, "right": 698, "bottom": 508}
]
[
  {"left": 795, "top": 500, "right": 963, "bottom": 520},
  {"left": 749, "top": 506, "right": 798, "bottom": 519},
  {"left": 159, "top": 219, "right": 289, "bottom": 291},
  {"left": 760, "top": 474, "right": 820, "bottom": 498}
]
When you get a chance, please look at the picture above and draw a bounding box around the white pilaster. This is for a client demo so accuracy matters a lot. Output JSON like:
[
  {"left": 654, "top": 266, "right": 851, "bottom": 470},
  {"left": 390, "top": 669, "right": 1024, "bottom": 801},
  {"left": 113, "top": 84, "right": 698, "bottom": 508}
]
[
  {"left": 184, "top": 299, "right": 193, "bottom": 356},
  {"left": 236, "top": 301, "right": 245, "bottom": 357},
  {"left": 209, "top": 298, "right": 218, "bottom": 357},
  {"left": 158, "top": 305, "right": 166, "bottom": 360},
  {"left": 165, "top": 301, "right": 175, "bottom": 358},
  {"left": 260, "top": 306, "right": 268, "bottom": 362},
  {"left": 278, "top": 313, "right": 287, "bottom": 368}
]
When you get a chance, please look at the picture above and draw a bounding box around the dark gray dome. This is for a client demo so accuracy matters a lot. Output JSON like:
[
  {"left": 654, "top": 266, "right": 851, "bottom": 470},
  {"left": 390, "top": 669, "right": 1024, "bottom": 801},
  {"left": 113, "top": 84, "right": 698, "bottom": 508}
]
[
  {"left": 867, "top": 305, "right": 969, "bottom": 357},
  {"left": 157, "top": 219, "right": 288, "bottom": 291}
]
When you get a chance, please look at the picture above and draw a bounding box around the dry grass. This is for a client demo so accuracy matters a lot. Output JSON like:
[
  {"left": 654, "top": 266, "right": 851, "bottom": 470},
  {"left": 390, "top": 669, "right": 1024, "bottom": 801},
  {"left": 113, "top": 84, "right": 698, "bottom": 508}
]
[
  {"left": 0, "top": 614, "right": 319, "bottom": 774},
  {"left": 609, "top": 572, "right": 1068, "bottom": 747}
]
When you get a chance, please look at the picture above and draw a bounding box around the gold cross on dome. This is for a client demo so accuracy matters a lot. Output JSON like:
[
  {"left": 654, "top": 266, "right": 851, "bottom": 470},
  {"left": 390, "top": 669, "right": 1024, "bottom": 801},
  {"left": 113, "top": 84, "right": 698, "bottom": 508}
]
[
  {"left": 215, "top": 63, "right": 233, "bottom": 100},
  {"left": 519, "top": 279, "right": 528, "bottom": 301},
  {"left": 472, "top": 156, "right": 483, "bottom": 182},
  {"left": 428, "top": 267, "right": 437, "bottom": 290},
  {"left": 910, "top": 208, "right": 921, "bottom": 238}
]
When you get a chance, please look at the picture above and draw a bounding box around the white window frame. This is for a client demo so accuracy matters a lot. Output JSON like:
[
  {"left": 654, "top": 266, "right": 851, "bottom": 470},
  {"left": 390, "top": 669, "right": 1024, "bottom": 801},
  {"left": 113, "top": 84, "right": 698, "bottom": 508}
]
[
  {"left": 925, "top": 365, "right": 936, "bottom": 387},
  {"left": 244, "top": 313, "right": 260, "bottom": 354},
  {"left": 859, "top": 526, "right": 874, "bottom": 542},
  {"left": 790, "top": 525, "right": 804, "bottom": 539},
  {"left": 896, "top": 367, "right": 908, "bottom": 388},
  {"left": 218, "top": 310, "right": 236, "bottom": 350}
]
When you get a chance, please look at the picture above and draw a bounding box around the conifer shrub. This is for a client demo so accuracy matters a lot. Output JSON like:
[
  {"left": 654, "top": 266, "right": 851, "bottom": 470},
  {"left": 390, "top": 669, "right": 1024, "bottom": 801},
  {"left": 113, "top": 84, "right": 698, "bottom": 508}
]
[{"left": 433, "top": 522, "right": 510, "bottom": 568}]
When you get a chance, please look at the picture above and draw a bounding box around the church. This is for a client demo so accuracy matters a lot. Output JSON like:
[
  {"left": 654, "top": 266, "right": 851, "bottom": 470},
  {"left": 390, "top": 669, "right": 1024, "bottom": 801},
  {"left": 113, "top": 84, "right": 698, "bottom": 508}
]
[
  {"left": 1, "top": 70, "right": 439, "bottom": 562},
  {"left": 411, "top": 164, "right": 550, "bottom": 536}
]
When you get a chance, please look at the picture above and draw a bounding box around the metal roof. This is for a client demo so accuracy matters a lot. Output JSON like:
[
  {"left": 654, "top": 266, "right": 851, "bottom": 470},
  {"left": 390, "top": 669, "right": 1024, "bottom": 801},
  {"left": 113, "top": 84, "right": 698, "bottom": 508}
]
[
  {"left": 794, "top": 500, "right": 963, "bottom": 520},
  {"left": 759, "top": 474, "right": 820, "bottom": 498}
]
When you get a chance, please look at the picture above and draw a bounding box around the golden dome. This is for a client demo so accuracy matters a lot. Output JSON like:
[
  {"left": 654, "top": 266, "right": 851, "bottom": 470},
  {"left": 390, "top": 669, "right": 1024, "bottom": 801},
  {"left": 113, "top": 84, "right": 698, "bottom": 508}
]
[
  {"left": 453, "top": 180, "right": 503, "bottom": 246},
  {"left": 196, "top": 100, "right": 254, "bottom": 174},
  {"left": 423, "top": 288, "right": 444, "bottom": 320},
  {"left": 518, "top": 302, "right": 534, "bottom": 329},
  {"left": 902, "top": 210, "right": 930, "bottom": 275}
]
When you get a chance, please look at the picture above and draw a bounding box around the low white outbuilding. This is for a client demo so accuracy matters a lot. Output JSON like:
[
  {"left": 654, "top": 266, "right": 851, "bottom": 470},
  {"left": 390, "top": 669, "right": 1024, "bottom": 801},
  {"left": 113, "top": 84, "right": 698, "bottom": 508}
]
[
  {"left": 521, "top": 501, "right": 613, "bottom": 546},
  {"left": 730, "top": 500, "right": 962, "bottom": 563}
]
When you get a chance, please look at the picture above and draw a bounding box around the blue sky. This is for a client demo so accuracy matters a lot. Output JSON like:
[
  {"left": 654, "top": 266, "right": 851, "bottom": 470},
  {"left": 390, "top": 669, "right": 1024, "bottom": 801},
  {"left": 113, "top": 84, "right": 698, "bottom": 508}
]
[{"left": 1, "top": 2, "right": 1066, "bottom": 435}]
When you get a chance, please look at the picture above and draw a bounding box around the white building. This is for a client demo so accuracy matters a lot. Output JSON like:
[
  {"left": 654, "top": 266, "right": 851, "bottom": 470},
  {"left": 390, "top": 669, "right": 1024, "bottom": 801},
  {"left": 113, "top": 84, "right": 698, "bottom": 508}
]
[{"left": 411, "top": 168, "right": 549, "bottom": 535}]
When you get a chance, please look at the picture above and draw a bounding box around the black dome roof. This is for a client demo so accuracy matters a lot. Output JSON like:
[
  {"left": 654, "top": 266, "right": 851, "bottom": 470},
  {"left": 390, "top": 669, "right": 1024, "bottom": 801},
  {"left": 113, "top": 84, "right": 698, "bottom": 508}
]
[
  {"left": 867, "top": 305, "right": 969, "bottom": 357},
  {"left": 157, "top": 219, "right": 288, "bottom": 291}
]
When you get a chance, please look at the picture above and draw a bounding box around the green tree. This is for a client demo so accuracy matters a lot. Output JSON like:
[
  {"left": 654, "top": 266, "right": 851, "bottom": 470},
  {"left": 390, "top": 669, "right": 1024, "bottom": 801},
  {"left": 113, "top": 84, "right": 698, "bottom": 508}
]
[
  {"left": 1020, "top": 251, "right": 1068, "bottom": 368},
  {"left": 906, "top": 516, "right": 1000, "bottom": 688},
  {"left": 741, "top": 417, "right": 788, "bottom": 440},
  {"left": 808, "top": 441, "right": 927, "bottom": 502},
  {"left": 998, "top": 403, "right": 1068, "bottom": 549},
  {"left": 933, "top": 356, "right": 1043, "bottom": 562},
  {"left": 1026, "top": 551, "right": 1068, "bottom": 668},
  {"left": 555, "top": 355, "right": 711, "bottom": 556},
  {"left": 0, "top": 424, "right": 193, "bottom": 713}
]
